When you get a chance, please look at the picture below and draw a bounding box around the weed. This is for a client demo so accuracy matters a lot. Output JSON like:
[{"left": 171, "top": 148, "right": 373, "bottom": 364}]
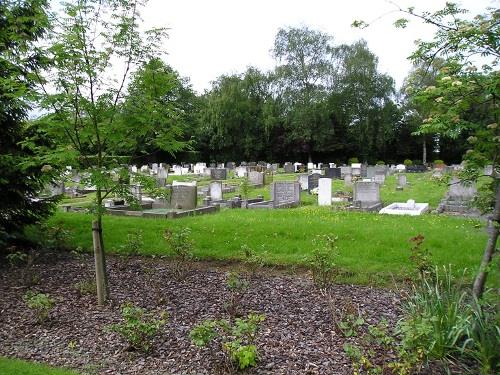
[
  {"left": 309, "top": 234, "right": 339, "bottom": 288},
  {"left": 164, "top": 227, "right": 195, "bottom": 279},
  {"left": 409, "top": 234, "right": 434, "bottom": 279},
  {"left": 241, "top": 244, "right": 265, "bottom": 277},
  {"left": 190, "top": 313, "right": 265, "bottom": 371},
  {"left": 225, "top": 271, "right": 250, "bottom": 318},
  {"left": 74, "top": 278, "right": 96, "bottom": 296},
  {"left": 106, "top": 302, "right": 168, "bottom": 352},
  {"left": 119, "top": 229, "right": 143, "bottom": 256},
  {"left": 23, "top": 290, "right": 55, "bottom": 323}
]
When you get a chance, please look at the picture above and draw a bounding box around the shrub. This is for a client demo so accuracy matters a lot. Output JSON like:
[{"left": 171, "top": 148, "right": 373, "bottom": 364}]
[
  {"left": 413, "top": 159, "right": 423, "bottom": 165},
  {"left": 164, "top": 227, "right": 195, "bottom": 279},
  {"left": 403, "top": 159, "right": 413, "bottom": 167},
  {"left": 239, "top": 177, "right": 251, "bottom": 199},
  {"left": 309, "top": 235, "right": 339, "bottom": 288},
  {"left": 376, "top": 160, "right": 385, "bottom": 165},
  {"left": 118, "top": 229, "right": 143, "bottom": 255},
  {"left": 106, "top": 303, "right": 168, "bottom": 352},
  {"left": 74, "top": 278, "right": 96, "bottom": 296},
  {"left": 409, "top": 234, "right": 434, "bottom": 279},
  {"left": 23, "top": 290, "right": 55, "bottom": 323},
  {"left": 225, "top": 271, "right": 249, "bottom": 317},
  {"left": 190, "top": 313, "right": 265, "bottom": 371},
  {"left": 241, "top": 244, "right": 265, "bottom": 277},
  {"left": 348, "top": 157, "right": 359, "bottom": 165},
  {"left": 433, "top": 159, "right": 445, "bottom": 165}
]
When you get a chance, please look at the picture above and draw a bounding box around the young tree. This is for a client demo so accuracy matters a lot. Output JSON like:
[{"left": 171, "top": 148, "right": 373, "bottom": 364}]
[
  {"left": 0, "top": 0, "right": 57, "bottom": 248},
  {"left": 356, "top": 3, "right": 499, "bottom": 298},
  {"left": 36, "top": 0, "right": 182, "bottom": 305}
]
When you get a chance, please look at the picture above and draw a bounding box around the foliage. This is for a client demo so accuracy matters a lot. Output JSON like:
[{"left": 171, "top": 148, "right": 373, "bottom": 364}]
[
  {"left": 118, "top": 229, "right": 143, "bottom": 256},
  {"left": 225, "top": 271, "right": 250, "bottom": 317},
  {"left": 0, "top": 0, "right": 58, "bottom": 248},
  {"left": 239, "top": 177, "right": 251, "bottom": 200},
  {"left": 403, "top": 159, "right": 413, "bottom": 167},
  {"left": 309, "top": 235, "right": 339, "bottom": 288},
  {"left": 348, "top": 157, "right": 359, "bottom": 165},
  {"left": 409, "top": 234, "right": 434, "bottom": 279},
  {"left": 23, "top": 290, "right": 55, "bottom": 323},
  {"left": 241, "top": 244, "right": 265, "bottom": 277},
  {"left": 106, "top": 303, "right": 167, "bottom": 352},
  {"left": 163, "top": 227, "right": 195, "bottom": 279},
  {"left": 74, "top": 278, "right": 96, "bottom": 296},
  {"left": 189, "top": 313, "right": 265, "bottom": 371}
]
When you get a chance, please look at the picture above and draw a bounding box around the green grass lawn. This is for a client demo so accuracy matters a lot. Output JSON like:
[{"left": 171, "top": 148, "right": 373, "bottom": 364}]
[
  {"left": 0, "top": 357, "right": 77, "bottom": 375},
  {"left": 49, "top": 207, "right": 486, "bottom": 285}
]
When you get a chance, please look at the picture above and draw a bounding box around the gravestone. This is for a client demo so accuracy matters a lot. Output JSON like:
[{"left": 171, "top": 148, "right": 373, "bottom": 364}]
[
  {"left": 360, "top": 164, "right": 367, "bottom": 178},
  {"left": 298, "top": 174, "right": 309, "bottom": 190},
  {"left": 226, "top": 161, "right": 235, "bottom": 169},
  {"left": 374, "top": 170, "right": 386, "bottom": 184},
  {"left": 340, "top": 166, "right": 351, "bottom": 178},
  {"left": 130, "top": 184, "right": 142, "bottom": 202},
  {"left": 448, "top": 177, "right": 477, "bottom": 200},
  {"left": 209, "top": 181, "right": 223, "bottom": 201},
  {"left": 284, "top": 163, "right": 295, "bottom": 173},
  {"left": 235, "top": 166, "right": 247, "bottom": 178},
  {"left": 351, "top": 163, "right": 362, "bottom": 176},
  {"left": 367, "top": 166, "right": 376, "bottom": 179},
  {"left": 157, "top": 167, "right": 168, "bottom": 187},
  {"left": 437, "top": 177, "right": 478, "bottom": 215},
  {"left": 307, "top": 162, "right": 315, "bottom": 170},
  {"left": 353, "top": 181, "right": 382, "bottom": 210},
  {"left": 171, "top": 185, "right": 197, "bottom": 210},
  {"left": 325, "top": 167, "right": 341, "bottom": 179},
  {"left": 344, "top": 173, "right": 352, "bottom": 186},
  {"left": 211, "top": 168, "right": 227, "bottom": 180},
  {"left": 271, "top": 181, "right": 300, "bottom": 206},
  {"left": 397, "top": 174, "right": 407, "bottom": 187},
  {"left": 318, "top": 178, "right": 332, "bottom": 206},
  {"left": 269, "top": 163, "right": 279, "bottom": 172},
  {"left": 308, "top": 173, "right": 321, "bottom": 192},
  {"left": 248, "top": 171, "right": 265, "bottom": 186}
]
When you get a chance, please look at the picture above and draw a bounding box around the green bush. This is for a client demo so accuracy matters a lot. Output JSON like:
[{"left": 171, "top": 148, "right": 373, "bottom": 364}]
[
  {"left": 190, "top": 313, "right": 265, "bottom": 370},
  {"left": 309, "top": 235, "right": 339, "bottom": 288},
  {"left": 433, "top": 159, "right": 445, "bottom": 165},
  {"left": 348, "top": 157, "right": 359, "bottom": 164},
  {"left": 23, "top": 290, "right": 55, "bottom": 323},
  {"left": 403, "top": 159, "right": 413, "bottom": 167},
  {"left": 376, "top": 160, "right": 385, "bottom": 165},
  {"left": 164, "top": 227, "right": 195, "bottom": 278},
  {"left": 118, "top": 229, "right": 143, "bottom": 255},
  {"left": 106, "top": 303, "right": 168, "bottom": 352}
]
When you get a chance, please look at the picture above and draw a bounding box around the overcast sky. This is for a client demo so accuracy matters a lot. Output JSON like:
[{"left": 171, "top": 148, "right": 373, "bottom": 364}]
[{"left": 140, "top": 0, "right": 497, "bottom": 94}]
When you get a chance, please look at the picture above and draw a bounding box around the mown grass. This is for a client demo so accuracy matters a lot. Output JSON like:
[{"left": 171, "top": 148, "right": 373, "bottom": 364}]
[
  {"left": 0, "top": 357, "right": 77, "bottom": 375},
  {"left": 49, "top": 206, "right": 486, "bottom": 285}
]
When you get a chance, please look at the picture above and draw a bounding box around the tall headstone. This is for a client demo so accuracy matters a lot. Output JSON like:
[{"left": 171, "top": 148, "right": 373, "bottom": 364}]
[
  {"left": 351, "top": 163, "right": 362, "bottom": 176},
  {"left": 318, "top": 178, "right": 332, "bottom": 206},
  {"left": 340, "top": 166, "right": 351, "bottom": 178},
  {"left": 397, "top": 174, "right": 407, "bottom": 187},
  {"left": 367, "top": 166, "right": 376, "bottom": 179},
  {"left": 448, "top": 177, "right": 477, "bottom": 200},
  {"left": 210, "top": 168, "right": 227, "bottom": 180},
  {"left": 325, "top": 167, "right": 341, "bottom": 179},
  {"left": 298, "top": 174, "right": 309, "bottom": 190},
  {"left": 248, "top": 171, "right": 265, "bottom": 186},
  {"left": 271, "top": 181, "right": 300, "bottom": 206},
  {"left": 308, "top": 173, "right": 321, "bottom": 192},
  {"left": 157, "top": 167, "right": 168, "bottom": 187},
  {"left": 235, "top": 166, "right": 248, "bottom": 178},
  {"left": 284, "top": 163, "right": 295, "bottom": 173},
  {"left": 209, "top": 181, "right": 223, "bottom": 201},
  {"left": 374, "top": 170, "right": 386, "bottom": 184},
  {"left": 344, "top": 173, "right": 352, "bottom": 186},
  {"left": 171, "top": 185, "right": 197, "bottom": 210},
  {"left": 353, "top": 181, "right": 381, "bottom": 209}
]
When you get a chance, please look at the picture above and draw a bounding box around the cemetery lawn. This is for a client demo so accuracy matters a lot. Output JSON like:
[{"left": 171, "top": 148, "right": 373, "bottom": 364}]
[
  {"left": 0, "top": 357, "right": 77, "bottom": 375},
  {"left": 51, "top": 208, "right": 486, "bottom": 285}
]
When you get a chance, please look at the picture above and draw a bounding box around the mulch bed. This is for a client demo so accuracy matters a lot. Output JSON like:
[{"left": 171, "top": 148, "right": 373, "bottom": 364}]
[{"left": 0, "top": 254, "right": 403, "bottom": 374}]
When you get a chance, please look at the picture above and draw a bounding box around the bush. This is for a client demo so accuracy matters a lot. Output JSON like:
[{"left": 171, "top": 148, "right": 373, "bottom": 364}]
[
  {"left": 224, "top": 271, "right": 250, "bottom": 317},
  {"left": 118, "top": 229, "right": 143, "bottom": 255},
  {"left": 190, "top": 313, "right": 265, "bottom": 371},
  {"left": 433, "top": 159, "right": 445, "bottom": 165},
  {"left": 403, "top": 159, "right": 413, "bottom": 167},
  {"left": 309, "top": 235, "right": 339, "bottom": 288},
  {"left": 164, "top": 227, "right": 195, "bottom": 279},
  {"left": 376, "top": 160, "right": 385, "bottom": 165},
  {"left": 106, "top": 303, "right": 167, "bottom": 352},
  {"left": 348, "top": 157, "right": 359, "bottom": 165},
  {"left": 413, "top": 159, "right": 423, "bottom": 166},
  {"left": 74, "top": 278, "right": 96, "bottom": 296},
  {"left": 23, "top": 290, "right": 55, "bottom": 323}
]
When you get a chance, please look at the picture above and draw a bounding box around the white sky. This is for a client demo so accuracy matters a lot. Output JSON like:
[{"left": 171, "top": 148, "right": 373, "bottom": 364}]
[{"left": 141, "top": 0, "right": 497, "bottom": 94}]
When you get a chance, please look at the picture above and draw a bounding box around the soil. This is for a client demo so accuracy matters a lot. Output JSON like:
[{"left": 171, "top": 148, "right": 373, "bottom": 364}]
[{"left": 0, "top": 254, "right": 405, "bottom": 374}]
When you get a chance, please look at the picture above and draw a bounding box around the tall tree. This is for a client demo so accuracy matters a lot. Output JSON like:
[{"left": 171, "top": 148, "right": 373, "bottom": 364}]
[
  {"left": 35, "top": 0, "right": 182, "bottom": 305},
  {"left": 271, "top": 26, "right": 336, "bottom": 162},
  {"left": 0, "top": 0, "right": 57, "bottom": 248}
]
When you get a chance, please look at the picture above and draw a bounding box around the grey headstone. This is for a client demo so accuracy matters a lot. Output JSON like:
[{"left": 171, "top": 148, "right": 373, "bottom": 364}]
[
  {"left": 271, "top": 181, "right": 300, "bottom": 205},
  {"left": 248, "top": 171, "right": 265, "bottom": 186},
  {"left": 353, "top": 182, "right": 381, "bottom": 207},
  {"left": 210, "top": 168, "right": 227, "bottom": 180},
  {"left": 308, "top": 173, "right": 321, "bottom": 191},
  {"left": 171, "top": 185, "right": 197, "bottom": 210},
  {"left": 284, "top": 163, "right": 295, "bottom": 173},
  {"left": 448, "top": 177, "right": 476, "bottom": 201},
  {"left": 209, "top": 181, "right": 223, "bottom": 201}
]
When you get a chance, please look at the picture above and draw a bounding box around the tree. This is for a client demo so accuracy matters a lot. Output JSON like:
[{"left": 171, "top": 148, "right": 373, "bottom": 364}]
[
  {"left": 35, "top": 0, "right": 183, "bottom": 305},
  {"left": 271, "top": 26, "right": 336, "bottom": 162},
  {"left": 0, "top": 0, "right": 57, "bottom": 248},
  {"left": 356, "top": 3, "right": 499, "bottom": 298}
]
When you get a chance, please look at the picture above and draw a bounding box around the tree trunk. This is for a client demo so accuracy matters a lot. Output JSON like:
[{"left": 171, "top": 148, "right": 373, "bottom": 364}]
[
  {"left": 472, "top": 182, "right": 500, "bottom": 299},
  {"left": 92, "top": 220, "right": 107, "bottom": 305},
  {"left": 422, "top": 138, "right": 427, "bottom": 165}
]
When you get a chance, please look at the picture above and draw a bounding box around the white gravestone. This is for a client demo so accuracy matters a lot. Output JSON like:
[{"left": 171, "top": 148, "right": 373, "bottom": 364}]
[{"left": 318, "top": 178, "right": 332, "bottom": 206}]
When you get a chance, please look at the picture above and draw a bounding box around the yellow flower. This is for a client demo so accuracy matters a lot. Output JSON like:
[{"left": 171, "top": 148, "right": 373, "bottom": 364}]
[
  {"left": 435, "top": 97, "right": 444, "bottom": 103},
  {"left": 452, "top": 80, "right": 462, "bottom": 86}
]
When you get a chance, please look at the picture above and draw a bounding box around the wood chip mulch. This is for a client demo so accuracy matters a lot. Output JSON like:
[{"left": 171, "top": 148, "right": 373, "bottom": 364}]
[{"left": 0, "top": 254, "right": 403, "bottom": 374}]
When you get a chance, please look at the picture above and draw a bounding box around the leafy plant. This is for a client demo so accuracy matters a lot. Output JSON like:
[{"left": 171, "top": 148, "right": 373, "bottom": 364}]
[
  {"left": 309, "top": 235, "right": 339, "bottom": 288},
  {"left": 337, "top": 309, "right": 365, "bottom": 338},
  {"left": 106, "top": 303, "right": 168, "bottom": 352},
  {"left": 239, "top": 177, "right": 251, "bottom": 200},
  {"left": 164, "top": 227, "right": 195, "bottom": 279},
  {"left": 348, "top": 157, "right": 359, "bottom": 164},
  {"left": 241, "top": 244, "right": 265, "bottom": 277},
  {"left": 403, "top": 159, "right": 413, "bottom": 167},
  {"left": 189, "top": 313, "right": 265, "bottom": 371},
  {"left": 74, "top": 279, "right": 96, "bottom": 296},
  {"left": 225, "top": 271, "right": 250, "bottom": 317},
  {"left": 408, "top": 234, "right": 434, "bottom": 279},
  {"left": 119, "top": 229, "right": 143, "bottom": 256},
  {"left": 23, "top": 290, "right": 55, "bottom": 323}
]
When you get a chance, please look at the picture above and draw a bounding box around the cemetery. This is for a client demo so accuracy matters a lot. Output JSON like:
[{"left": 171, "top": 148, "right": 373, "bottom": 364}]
[{"left": 1, "top": 1, "right": 498, "bottom": 374}]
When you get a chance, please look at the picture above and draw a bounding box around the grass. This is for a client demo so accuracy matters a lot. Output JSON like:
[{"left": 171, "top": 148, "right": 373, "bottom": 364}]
[
  {"left": 0, "top": 357, "right": 78, "bottom": 375},
  {"left": 48, "top": 207, "right": 486, "bottom": 285}
]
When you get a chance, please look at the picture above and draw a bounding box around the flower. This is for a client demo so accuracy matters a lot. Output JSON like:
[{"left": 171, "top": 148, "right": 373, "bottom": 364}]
[
  {"left": 452, "top": 80, "right": 462, "bottom": 86},
  {"left": 41, "top": 165, "right": 53, "bottom": 173},
  {"left": 425, "top": 85, "right": 436, "bottom": 92},
  {"left": 441, "top": 76, "right": 452, "bottom": 81},
  {"left": 467, "top": 136, "right": 477, "bottom": 144},
  {"left": 435, "top": 97, "right": 444, "bottom": 103},
  {"left": 487, "top": 123, "right": 497, "bottom": 129}
]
